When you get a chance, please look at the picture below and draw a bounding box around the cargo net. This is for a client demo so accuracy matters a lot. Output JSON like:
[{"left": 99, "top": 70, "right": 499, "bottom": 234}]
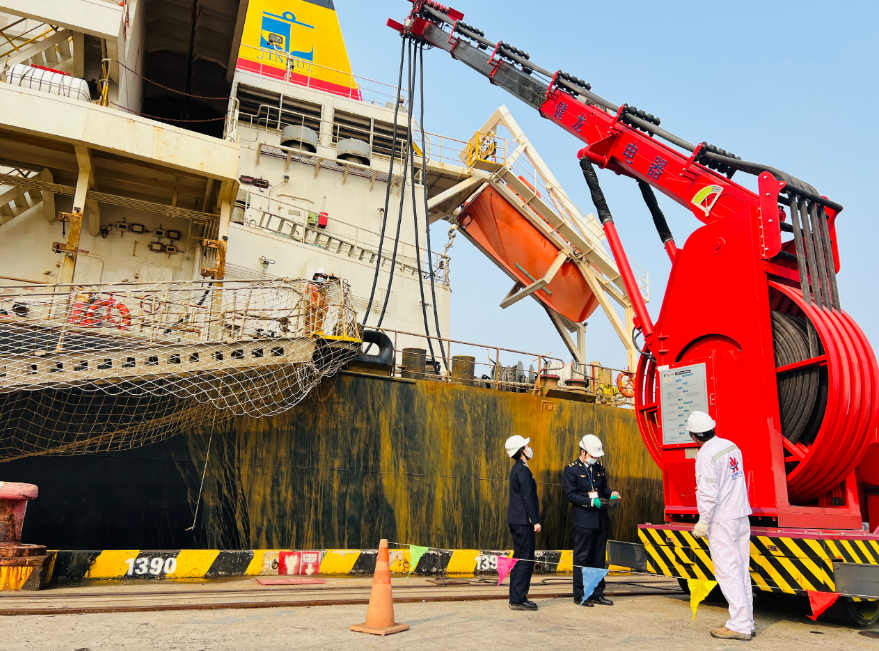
[{"left": 0, "top": 278, "right": 360, "bottom": 461}]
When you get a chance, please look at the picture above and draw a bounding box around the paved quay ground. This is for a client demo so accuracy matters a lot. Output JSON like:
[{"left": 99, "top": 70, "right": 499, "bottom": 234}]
[{"left": 1, "top": 576, "right": 876, "bottom": 650}]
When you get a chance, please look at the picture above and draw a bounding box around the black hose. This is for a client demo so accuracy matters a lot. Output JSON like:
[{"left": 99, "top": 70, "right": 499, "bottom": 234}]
[
  {"left": 637, "top": 181, "right": 674, "bottom": 245},
  {"left": 377, "top": 41, "right": 416, "bottom": 327},
  {"left": 419, "top": 43, "right": 448, "bottom": 371},
  {"left": 632, "top": 326, "right": 655, "bottom": 363},
  {"left": 579, "top": 159, "right": 613, "bottom": 225},
  {"left": 363, "top": 36, "right": 407, "bottom": 326},
  {"left": 772, "top": 311, "right": 826, "bottom": 445},
  {"left": 407, "top": 45, "right": 437, "bottom": 361}
]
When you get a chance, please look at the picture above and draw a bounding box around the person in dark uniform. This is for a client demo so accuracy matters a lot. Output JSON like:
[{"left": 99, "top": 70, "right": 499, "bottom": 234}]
[
  {"left": 505, "top": 434, "right": 541, "bottom": 611},
  {"left": 563, "top": 434, "right": 620, "bottom": 607}
]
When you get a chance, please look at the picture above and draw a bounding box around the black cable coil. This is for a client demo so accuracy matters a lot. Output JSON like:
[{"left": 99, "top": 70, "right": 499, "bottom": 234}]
[{"left": 771, "top": 311, "right": 827, "bottom": 447}]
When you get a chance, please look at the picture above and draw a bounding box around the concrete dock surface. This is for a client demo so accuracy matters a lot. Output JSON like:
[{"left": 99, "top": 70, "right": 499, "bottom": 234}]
[{"left": 0, "top": 575, "right": 876, "bottom": 650}]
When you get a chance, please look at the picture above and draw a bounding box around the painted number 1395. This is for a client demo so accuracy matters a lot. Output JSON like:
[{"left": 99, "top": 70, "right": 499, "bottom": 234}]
[{"left": 125, "top": 557, "right": 177, "bottom": 576}]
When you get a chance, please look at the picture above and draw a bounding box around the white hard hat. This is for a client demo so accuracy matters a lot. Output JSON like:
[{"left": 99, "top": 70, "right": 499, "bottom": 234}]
[
  {"left": 315, "top": 268, "right": 327, "bottom": 275},
  {"left": 579, "top": 434, "right": 604, "bottom": 457},
  {"left": 686, "top": 411, "right": 716, "bottom": 434},
  {"left": 505, "top": 435, "right": 530, "bottom": 458}
]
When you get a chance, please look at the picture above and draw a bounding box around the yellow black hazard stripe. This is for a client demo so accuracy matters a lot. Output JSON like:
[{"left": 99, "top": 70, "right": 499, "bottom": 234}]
[
  {"left": 49, "top": 549, "right": 583, "bottom": 584},
  {"left": 639, "top": 526, "right": 879, "bottom": 596}
]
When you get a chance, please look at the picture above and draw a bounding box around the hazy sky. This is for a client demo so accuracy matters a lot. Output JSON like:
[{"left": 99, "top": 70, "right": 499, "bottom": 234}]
[{"left": 337, "top": 0, "right": 879, "bottom": 370}]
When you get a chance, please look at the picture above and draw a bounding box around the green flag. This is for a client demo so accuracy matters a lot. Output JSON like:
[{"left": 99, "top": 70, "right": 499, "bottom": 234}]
[{"left": 407, "top": 545, "right": 430, "bottom": 578}]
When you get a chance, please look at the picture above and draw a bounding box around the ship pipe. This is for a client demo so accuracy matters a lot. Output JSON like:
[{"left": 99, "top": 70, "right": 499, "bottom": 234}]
[{"left": 353, "top": 330, "right": 395, "bottom": 367}]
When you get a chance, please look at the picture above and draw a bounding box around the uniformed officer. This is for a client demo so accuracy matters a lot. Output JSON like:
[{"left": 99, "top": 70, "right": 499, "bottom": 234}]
[
  {"left": 505, "top": 434, "right": 541, "bottom": 611},
  {"left": 563, "top": 434, "right": 620, "bottom": 606}
]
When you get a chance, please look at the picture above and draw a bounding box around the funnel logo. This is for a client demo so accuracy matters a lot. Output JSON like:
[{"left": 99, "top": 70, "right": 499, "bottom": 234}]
[
  {"left": 261, "top": 11, "right": 315, "bottom": 61},
  {"left": 691, "top": 184, "right": 723, "bottom": 217}
]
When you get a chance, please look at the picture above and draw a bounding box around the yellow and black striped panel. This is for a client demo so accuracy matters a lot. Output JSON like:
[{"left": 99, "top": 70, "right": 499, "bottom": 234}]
[
  {"left": 639, "top": 526, "right": 879, "bottom": 596},
  {"left": 639, "top": 527, "right": 714, "bottom": 581},
  {"left": 49, "top": 548, "right": 581, "bottom": 584}
]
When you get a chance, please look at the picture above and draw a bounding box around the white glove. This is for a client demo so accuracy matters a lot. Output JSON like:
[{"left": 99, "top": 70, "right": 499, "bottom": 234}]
[{"left": 692, "top": 521, "right": 709, "bottom": 539}]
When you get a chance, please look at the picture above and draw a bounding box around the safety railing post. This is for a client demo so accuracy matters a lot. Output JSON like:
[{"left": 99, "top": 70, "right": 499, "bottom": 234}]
[{"left": 446, "top": 339, "right": 452, "bottom": 383}]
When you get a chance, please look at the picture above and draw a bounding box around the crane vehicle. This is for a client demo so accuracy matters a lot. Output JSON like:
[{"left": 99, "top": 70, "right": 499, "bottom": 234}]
[{"left": 388, "top": 0, "right": 879, "bottom": 625}]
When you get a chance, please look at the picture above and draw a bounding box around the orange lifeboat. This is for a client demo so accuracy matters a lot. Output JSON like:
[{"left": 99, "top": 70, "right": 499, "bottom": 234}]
[{"left": 457, "top": 183, "right": 599, "bottom": 323}]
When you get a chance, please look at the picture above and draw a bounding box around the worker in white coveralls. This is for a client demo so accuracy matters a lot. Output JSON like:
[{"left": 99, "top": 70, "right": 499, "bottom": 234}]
[{"left": 687, "top": 411, "right": 754, "bottom": 641}]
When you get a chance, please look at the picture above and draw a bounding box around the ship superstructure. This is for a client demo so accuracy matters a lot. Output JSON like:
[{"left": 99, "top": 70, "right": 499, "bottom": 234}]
[{"left": 0, "top": 0, "right": 653, "bottom": 453}]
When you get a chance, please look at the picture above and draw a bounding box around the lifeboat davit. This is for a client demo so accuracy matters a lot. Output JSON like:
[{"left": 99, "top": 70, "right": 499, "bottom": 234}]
[{"left": 456, "top": 183, "right": 599, "bottom": 323}]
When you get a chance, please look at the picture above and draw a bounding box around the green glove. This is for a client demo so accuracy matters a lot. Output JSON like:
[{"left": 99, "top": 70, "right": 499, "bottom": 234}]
[
  {"left": 610, "top": 494, "right": 620, "bottom": 500},
  {"left": 591, "top": 498, "right": 601, "bottom": 508}
]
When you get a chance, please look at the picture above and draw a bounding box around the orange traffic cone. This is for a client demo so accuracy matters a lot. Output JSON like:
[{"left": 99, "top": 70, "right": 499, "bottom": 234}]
[{"left": 350, "top": 539, "right": 410, "bottom": 636}]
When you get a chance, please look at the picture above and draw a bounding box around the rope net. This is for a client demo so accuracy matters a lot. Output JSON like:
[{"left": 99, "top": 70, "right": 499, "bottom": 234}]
[{"left": 0, "top": 278, "right": 360, "bottom": 461}]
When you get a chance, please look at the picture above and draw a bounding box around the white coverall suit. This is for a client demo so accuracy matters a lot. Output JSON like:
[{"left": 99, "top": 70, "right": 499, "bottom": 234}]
[{"left": 695, "top": 436, "right": 754, "bottom": 635}]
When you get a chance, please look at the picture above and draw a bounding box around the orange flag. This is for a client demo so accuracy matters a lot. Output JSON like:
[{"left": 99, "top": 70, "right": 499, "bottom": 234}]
[{"left": 807, "top": 591, "right": 840, "bottom": 621}]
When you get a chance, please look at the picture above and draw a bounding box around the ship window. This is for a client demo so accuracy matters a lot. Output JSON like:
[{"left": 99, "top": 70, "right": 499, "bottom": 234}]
[
  {"left": 252, "top": 348, "right": 264, "bottom": 358},
  {"left": 236, "top": 84, "right": 283, "bottom": 129},
  {"left": 332, "top": 110, "right": 371, "bottom": 146},
  {"left": 231, "top": 349, "right": 244, "bottom": 359},
  {"left": 146, "top": 356, "right": 159, "bottom": 367},
  {"left": 373, "top": 118, "right": 410, "bottom": 160},
  {"left": 74, "top": 361, "right": 87, "bottom": 372},
  {"left": 123, "top": 358, "right": 136, "bottom": 368},
  {"left": 50, "top": 363, "right": 63, "bottom": 373},
  {"left": 213, "top": 351, "right": 223, "bottom": 361},
  {"left": 169, "top": 354, "right": 181, "bottom": 365},
  {"left": 189, "top": 353, "right": 199, "bottom": 363},
  {"left": 271, "top": 347, "right": 284, "bottom": 357},
  {"left": 280, "top": 96, "right": 322, "bottom": 133},
  {"left": 98, "top": 359, "right": 112, "bottom": 370}
]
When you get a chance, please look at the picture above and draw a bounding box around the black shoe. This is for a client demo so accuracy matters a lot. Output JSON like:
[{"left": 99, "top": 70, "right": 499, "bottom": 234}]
[
  {"left": 590, "top": 596, "right": 614, "bottom": 606},
  {"left": 510, "top": 601, "right": 538, "bottom": 611},
  {"left": 575, "top": 598, "right": 594, "bottom": 607}
]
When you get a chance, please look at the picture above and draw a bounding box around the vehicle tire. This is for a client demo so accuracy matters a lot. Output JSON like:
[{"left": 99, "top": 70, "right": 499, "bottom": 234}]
[{"left": 840, "top": 598, "right": 879, "bottom": 627}]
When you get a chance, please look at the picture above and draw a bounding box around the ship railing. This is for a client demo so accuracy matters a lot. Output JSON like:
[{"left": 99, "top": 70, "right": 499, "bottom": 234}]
[
  {"left": 234, "top": 203, "right": 451, "bottom": 287},
  {"left": 236, "top": 44, "right": 402, "bottom": 106},
  {"left": 361, "top": 327, "right": 635, "bottom": 408},
  {"left": 0, "top": 278, "right": 356, "bottom": 350},
  {"left": 0, "top": 18, "right": 62, "bottom": 63},
  {"left": 235, "top": 101, "right": 470, "bottom": 175}
]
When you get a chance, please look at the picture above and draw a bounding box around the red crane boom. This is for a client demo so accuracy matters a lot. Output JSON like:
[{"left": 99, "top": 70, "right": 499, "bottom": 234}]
[{"left": 388, "top": 0, "right": 879, "bottom": 536}]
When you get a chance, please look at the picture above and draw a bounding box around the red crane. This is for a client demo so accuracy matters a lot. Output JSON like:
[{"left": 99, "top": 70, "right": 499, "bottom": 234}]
[{"left": 389, "top": 0, "right": 879, "bottom": 624}]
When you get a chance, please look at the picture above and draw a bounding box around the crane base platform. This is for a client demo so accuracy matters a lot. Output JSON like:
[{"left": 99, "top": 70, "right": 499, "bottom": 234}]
[{"left": 638, "top": 523, "right": 879, "bottom": 625}]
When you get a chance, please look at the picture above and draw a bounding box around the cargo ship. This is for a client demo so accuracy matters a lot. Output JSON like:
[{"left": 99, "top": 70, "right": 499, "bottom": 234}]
[{"left": 0, "top": 0, "right": 660, "bottom": 556}]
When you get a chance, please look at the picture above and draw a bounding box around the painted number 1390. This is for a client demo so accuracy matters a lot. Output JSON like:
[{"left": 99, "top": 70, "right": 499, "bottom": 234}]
[{"left": 125, "top": 557, "right": 177, "bottom": 576}]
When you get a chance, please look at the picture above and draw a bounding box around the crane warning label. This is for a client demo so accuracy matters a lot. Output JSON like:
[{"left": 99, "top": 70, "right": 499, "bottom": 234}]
[{"left": 659, "top": 363, "right": 709, "bottom": 445}]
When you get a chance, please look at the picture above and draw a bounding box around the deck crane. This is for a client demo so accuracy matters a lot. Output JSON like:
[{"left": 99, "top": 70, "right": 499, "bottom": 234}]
[{"left": 389, "top": 0, "right": 879, "bottom": 625}]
